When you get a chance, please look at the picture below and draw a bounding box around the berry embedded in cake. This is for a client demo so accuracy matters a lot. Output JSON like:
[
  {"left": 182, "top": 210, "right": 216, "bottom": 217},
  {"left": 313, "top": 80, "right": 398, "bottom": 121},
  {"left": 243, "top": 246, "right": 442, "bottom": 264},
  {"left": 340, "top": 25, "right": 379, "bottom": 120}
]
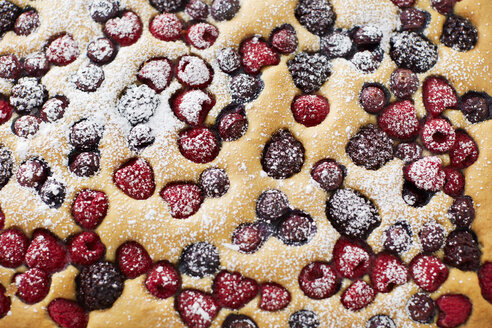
[{"left": 0, "top": 0, "right": 490, "bottom": 327}]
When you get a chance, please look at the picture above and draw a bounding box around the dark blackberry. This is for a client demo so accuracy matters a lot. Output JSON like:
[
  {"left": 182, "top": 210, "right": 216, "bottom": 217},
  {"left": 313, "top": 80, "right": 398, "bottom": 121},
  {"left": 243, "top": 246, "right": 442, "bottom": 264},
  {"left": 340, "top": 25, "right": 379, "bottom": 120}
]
[
  {"left": 178, "top": 242, "right": 220, "bottom": 278},
  {"left": 229, "top": 74, "right": 263, "bottom": 104},
  {"left": 117, "top": 84, "right": 159, "bottom": 125},
  {"left": 289, "top": 310, "right": 320, "bottom": 328},
  {"left": 326, "top": 188, "right": 381, "bottom": 240},
  {"left": 222, "top": 314, "right": 258, "bottom": 328},
  {"left": 448, "top": 196, "right": 475, "bottom": 229},
  {"left": 390, "top": 31, "right": 438, "bottom": 73},
  {"left": 89, "top": 0, "right": 120, "bottom": 23},
  {"left": 402, "top": 180, "right": 433, "bottom": 208},
  {"left": 346, "top": 125, "right": 393, "bottom": 170},
  {"left": 407, "top": 293, "right": 436, "bottom": 324},
  {"left": 0, "top": 146, "right": 12, "bottom": 189},
  {"left": 395, "top": 142, "right": 422, "bottom": 163},
  {"left": 0, "top": 1, "right": 20, "bottom": 35},
  {"left": 419, "top": 221, "right": 445, "bottom": 253},
  {"left": 320, "top": 31, "right": 353, "bottom": 59},
  {"left": 9, "top": 77, "right": 47, "bottom": 114},
  {"left": 69, "top": 119, "right": 104, "bottom": 150},
  {"left": 39, "top": 178, "right": 66, "bottom": 208},
  {"left": 383, "top": 222, "right": 412, "bottom": 254},
  {"left": 351, "top": 49, "right": 383, "bottom": 74},
  {"left": 185, "top": 0, "right": 209, "bottom": 20},
  {"left": 73, "top": 64, "right": 105, "bottom": 92},
  {"left": 216, "top": 48, "right": 241, "bottom": 74},
  {"left": 14, "top": 10, "right": 39, "bottom": 36},
  {"left": 295, "top": 0, "right": 335, "bottom": 36},
  {"left": 287, "top": 52, "right": 331, "bottom": 93},
  {"left": 366, "top": 315, "right": 396, "bottom": 328},
  {"left": 77, "top": 261, "right": 125, "bottom": 311},
  {"left": 461, "top": 93, "right": 490, "bottom": 123},
  {"left": 210, "top": 0, "right": 239, "bottom": 21},
  {"left": 441, "top": 15, "right": 478, "bottom": 52},
  {"left": 261, "top": 129, "right": 305, "bottom": 179},
  {"left": 443, "top": 230, "right": 481, "bottom": 271},
  {"left": 69, "top": 152, "right": 100, "bottom": 177},
  {"left": 128, "top": 124, "right": 154, "bottom": 150},
  {"left": 199, "top": 167, "right": 229, "bottom": 198}
]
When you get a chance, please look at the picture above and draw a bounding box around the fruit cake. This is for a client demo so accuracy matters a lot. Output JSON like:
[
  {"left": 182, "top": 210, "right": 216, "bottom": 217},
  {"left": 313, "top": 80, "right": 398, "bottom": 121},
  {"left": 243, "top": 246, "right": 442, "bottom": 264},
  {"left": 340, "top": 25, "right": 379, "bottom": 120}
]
[{"left": 0, "top": 0, "right": 490, "bottom": 327}]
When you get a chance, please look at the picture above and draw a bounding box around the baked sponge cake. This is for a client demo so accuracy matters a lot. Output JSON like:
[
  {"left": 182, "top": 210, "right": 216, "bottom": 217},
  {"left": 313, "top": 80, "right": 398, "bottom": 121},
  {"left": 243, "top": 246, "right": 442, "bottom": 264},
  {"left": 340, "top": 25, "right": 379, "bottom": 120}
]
[{"left": 0, "top": 0, "right": 490, "bottom": 327}]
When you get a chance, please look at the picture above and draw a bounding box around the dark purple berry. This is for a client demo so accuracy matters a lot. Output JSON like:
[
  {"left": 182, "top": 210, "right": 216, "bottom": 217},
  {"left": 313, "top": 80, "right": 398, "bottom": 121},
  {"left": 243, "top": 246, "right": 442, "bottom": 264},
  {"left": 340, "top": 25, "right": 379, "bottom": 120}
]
[
  {"left": 128, "top": 124, "right": 154, "bottom": 150},
  {"left": 390, "top": 68, "right": 418, "bottom": 99},
  {"left": 443, "top": 230, "right": 481, "bottom": 271},
  {"left": 277, "top": 211, "right": 316, "bottom": 246},
  {"left": 419, "top": 221, "right": 445, "bottom": 253},
  {"left": 320, "top": 31, "right": 353, "bottom": 59},
  {"left": 70, "top": 119, "right": 104, "bottom": 150},
  {"left": 261, "top": 129, "right": 305, "bottom": 179},
  {"left": 402, "top": 180, "right": 433, "bottom": 207},
  {"left": 311, "top": 159, "right": 344, "bottom": 191},
  {"left": 218, "top": 112, "right": 247, "bottom": 141},
  {"left": 346, "top": 125, "right": 393, "bottom": 170},
  {"left": 287, "top": 52, "right": 331, "bottom": 93},
  {"left": 13, "top": 115, "right": 40, "bottom": 138},
  {"left": 461, "top": 93, "right": 489, "bottom": 123},
  {"left": 0, "top": 1, "right": 20, "bottom": 34},
  {"left": 73, "top": 64, "right": 105, "bottom": 92},
  {"left": 23, "top": 52, "right": 50, "bottom": 78},
  {"left": 431, "top": 0, "right": 455, "bottom": 15},
  {"left": 229, "top": 74, "right": 262, "bottom": 104},
  {"left": 395, "top": 142, "right": 422, "bottom": 163},
  {"left": 87, "top": 37, "right": 117, "bottom": 65},
  {"left": 448, "top": 196, "right": 475, "bottom": 228},
  {"left": 69, "top": 152, "right": 100, "bottom": 177},
  {"left": 178, "top": 242, "right": 220, "bottom": 278},
  {"left": 222, "top": 314, "right": 258, "bottom": 328},
  {"left": 295, "top": 0, "right": 335, "bottom": 36},
  {"left": 326, "top": 188, "right": 381, "bottom": 240},
  {"left": 407, "top": 293, "right": 435, "bottom": 324},
  {"left": 40, "top": 96, "right": 69, "bottom": 123},
  {"left": 0, "top": 146, "right": 12, "bottom": 189},
  {"left": 400, "top": 8, "right": 427, "bottom": 31},
  {"left": 289, "top": 310, "right": 319, "bottom": 328},
  {"left": 150, "top": 0, "right": 186, "bottom": 12},
  {"left": 0, "top": 54, "right": 21, "bottom": 79},
  {"left": 217, "top": 47, "right": 241, "bottom": 74},
  {"left": 117, "top": 84, "right": 159, "bottom": 125},
  {"left": 39, "top": 178, "right": 66, "bottom": 208},
  {"left": 14, "top": 10, "right": 39, "bottom": 36},
  {"left": 271, "top": 26, "right": 298, "bottom": 54},
  {"left": 232, "top": 222, "right": 271, "bottom": 253},
  {"left": 210, "top": 0, "right": 239, "bottom": 21},
  {"left": 360, "top": 85, "right": 387, "bottom": 114},
  {"left": 199, "top": 167, "right": 229, "bottom": 198},
  {"left": 185, "top": 0, "right": 209, "bottom": 20},
  {"left": 89, "top": 0, "right": 120, "bottom": 23},
  {"left": 352, "top": 25, "right": 382, "bottom": 46},
  {"left": 16, "top": 159, "right": 48, "bottom": 189},
  {"left": 383, "top": 222, "right": 412, "bottom": 254},
  {"left": 351, "top": 49, "right": 383, "bottom": 73},
  {"left": 366, "top": 315, "right": 396, "bottom": 328},
  {"left": 390, "top": 31, "right": 438, "bottom": 73},
  {"left": 256, "top": 189, "right": 290, "bottom": 222},
  {"left": 77, "top": 261, "right": 124, "bottom": 310},
  {"left": 10, "top": 77, "right": 47, "bottom": 114}
]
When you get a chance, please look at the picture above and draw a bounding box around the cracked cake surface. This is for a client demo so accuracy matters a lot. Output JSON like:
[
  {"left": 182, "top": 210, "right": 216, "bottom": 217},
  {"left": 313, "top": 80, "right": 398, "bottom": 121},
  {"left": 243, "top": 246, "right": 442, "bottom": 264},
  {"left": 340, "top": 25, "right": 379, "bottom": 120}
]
[{"left": 0, "top": 0, "right": 490, "bottom": 327}]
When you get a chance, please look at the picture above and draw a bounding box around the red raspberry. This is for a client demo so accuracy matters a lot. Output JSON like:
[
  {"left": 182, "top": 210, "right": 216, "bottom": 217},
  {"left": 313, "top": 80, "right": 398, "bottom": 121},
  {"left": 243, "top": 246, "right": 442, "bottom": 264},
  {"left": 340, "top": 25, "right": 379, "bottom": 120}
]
[
  {"left": 186, "top": 23, "right": 219, "bottom": 49},
  {"left": 404, "top": 156, "right": 446, "bottom": 192},
  {"left": 218, "top": 112, "right": 248, "bottom": 141},
  {"left": 410, "top": 254, "right": 449, "bottom": 292},
  {"left": 271, "top": 26, "right": 298, "bottom": 54},
  {"left": 298, "top": 261, "right": 340, "bottom": 299},
  {"left": 149, "top": 13, "right": 183, "bottom": 42},
  {"left": 114, "top": 158, "right": 156, "bottom": 200},
  {"left": 377, "top": 100, "right": 420, "bottom": 140},
  {"left": 239, "top": 37, "right": 280, "bottom": 75},
  {"left": 443, "top": 168, "right": 464, "bottom": 197},
  {"left": 449, "top": 131, "right": 479, "bottom": 169},
  {"left": 212, "top": 270, "right": 259, "bottom": 309},
  {"left": 436, "top": 294, "right": 472, "bottom": 328},
  {"left": 68, "top": 232, "right": 105, "bottom": 266},
  {"left": 23, "top": 52, "right": 50, "bottom": 78},
  {"left": 421, "top": 118, "right": 456, "bottom": 153},
  {"left": 46, "top": 34, "right": 80, "bottom": 66},
  {"left": 40, "top": 96, "right": 68, "bottom": 123},
  {"left": 161, "top": 183, "right": 203, "bottom": 219},
  {"left": 0, "top": 228, "right": 28, "bottom": 268},
  {"left": 341, "top": 280, "right": 376, "bottom": 311},
  {"left": 479, "top": 262, "right": 492, "bottom": 304},
  {"left": 360, "top": 85, "right": 387, "bottom": 114},
  {"left": 178, "top": 127, "right": 220, "bottom": 163},
  {"left": 117, "top": 241, "right": 152, "bottom": 278},
  {"left": 172, "top": 89, "right": 215, "bottom": 126},
  {"left": 0, "top": 99, "right": 13, "bottom": 125},
  {"left": 391, "top": 0, "right": 415, "bottom": 8},
  {"left": 14, "top": 10, "right": 40, "bottom": 36},
  {"left": 25, "top": 229, "right": 67, "bottom": 274},
  {"left": 259, "top": 282, "right": 291, "bottom": 311},
  {"left": 105, "top": 11, "right": 143, "bottom": 46},
  {"left": 71, "top": 190, "right": 109, "bottom": 229},
  {"left": 137, "top": 58, "right": 173, "bottom": 93},
  {"left": 0, "top": 285, "right": 10, "bottom": 319},
  {"left": 370, "top": 253, "right": 409, "bottom": 293},
  {"left": 311, "top": 159, "right": 344, "bottom": 191},
  {"left": 13, "top": 115, "right": 41, "bottom": 138},
  {"left": 333, "top": 237, "right": 371, "bottom": 279},
  {"left": 145, "top": 261, "right": 181, "bottom": 299},
  {"left": 291, "top": 94, "right": 330, "bottom": 127},
  {"left": 15, "top": 268, "right": 50, "bottom": 304},
  {"left": 0, "top": 54, "right": 22, "bottom": 79},
  {"left": 176, "top": 289, "right": 220, "bottom": 328},
  {"left": 423, "top": 76, "right": 458, "bottom": 116},
  {"left": 176, "top": 55, "right": 213, "bottom": 88},
  {"left": 48, "top": 298, "right": 88, "bottom": 328},
  {"left": 232, "top": 222, "right": 270, "bottom": 253}
]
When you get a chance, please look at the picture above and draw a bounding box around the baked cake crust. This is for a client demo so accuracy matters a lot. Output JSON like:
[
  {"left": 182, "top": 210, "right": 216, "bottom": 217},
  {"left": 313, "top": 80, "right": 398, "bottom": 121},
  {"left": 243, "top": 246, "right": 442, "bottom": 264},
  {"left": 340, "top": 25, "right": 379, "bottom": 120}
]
[{"left": 0, "top": 0, "right": 490, "bottom": 327}]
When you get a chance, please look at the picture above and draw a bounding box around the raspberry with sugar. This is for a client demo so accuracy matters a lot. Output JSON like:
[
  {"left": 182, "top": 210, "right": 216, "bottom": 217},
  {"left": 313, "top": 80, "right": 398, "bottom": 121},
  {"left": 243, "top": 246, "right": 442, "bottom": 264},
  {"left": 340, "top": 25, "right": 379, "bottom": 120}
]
[
  {"left": 298, "top": 261, "right": 340, "bottom": 299},
  {"left": 145, "top": 261, "right": 181, "bottom": 299},
  {"left": 239, "top": 36, "right": 280, "bottom": 75},
  {"left": 68, "top": 231, "right": 105, "bottom": 266},
  {"left": 370, "top": 253, "right": 409, "bottom": 293},
  {"left": 421, "top": 118, "right": 456, "bottom": 153},
  {"left": 117, "top": 241, "right": 152, "bottom": 278},
  {"left": 48, "top": 298, "right": 88, "bottom": 328},
  {"left": 291, "top": 94, "right": 330, "bottom": 127},
  {"left": 213, "top": 270, "right": 259, "bottom": 309},
  {"left": 160, "top": 183, "right": 204, "bottom": 219},
  {"left": 259, "top": 282, "right": 291, "bottom": 311},
  {"left": 410, "top": 254, "right": 449, "bottom": 292},
  {"left": 378, "top": 100, "right": 420, "bottom": 140},
  {"left": 72, "top": 190, "right": 109, "bottom": 229},
  {"left": 15, "top": 268, "right": 51, "bottom": 304},
  {"left": 113, "top": 158, "right": 156, "bottom": 200},
  {"left": 341, "top": 280, "right": 376, "bottom": 311},
  {"left": 178, "top": 127, "right": 220, "bottom": 164},
  {"left": 25, "top": 229, "right": 67, "bottom": 274},
  {"left": 436, "top": 294, "right": 472, "bottom": 328}
]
